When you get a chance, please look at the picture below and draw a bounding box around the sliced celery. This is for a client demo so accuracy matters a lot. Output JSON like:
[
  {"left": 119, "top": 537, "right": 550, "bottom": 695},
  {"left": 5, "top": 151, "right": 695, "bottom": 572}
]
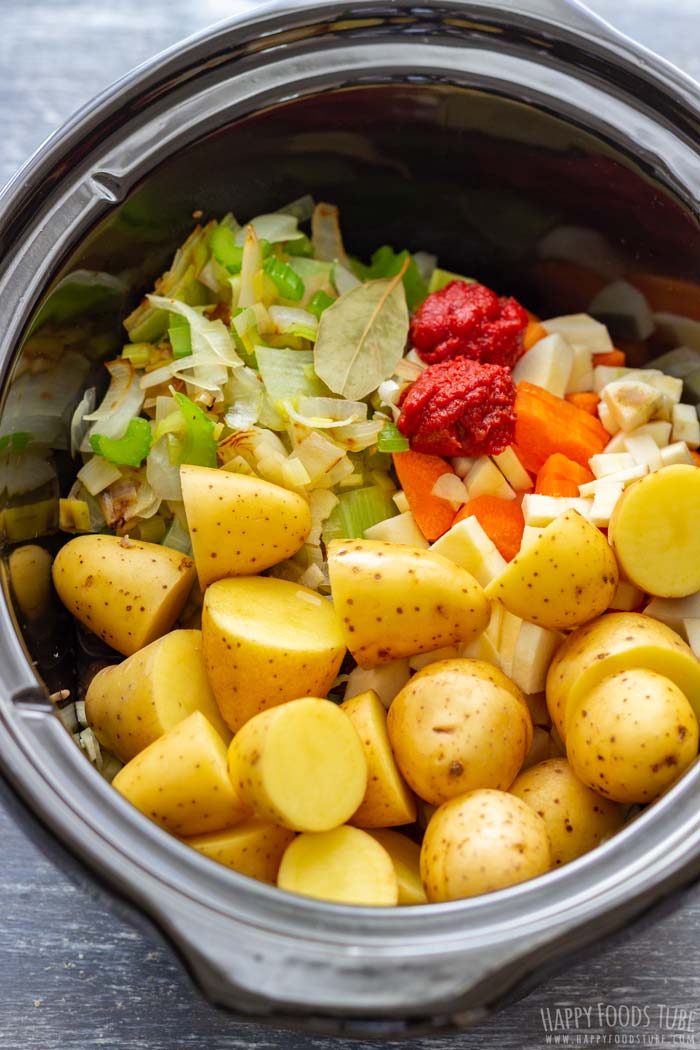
[
  {"left": 322, "top": 485, "right": 398, "bottom": 543},
  {"left": 428, "top": 267, "right": 475, "bottom": 294},
  {"left": 168, "top": 312, "right": 192, "bottom": 359},
  {"left": 255, "top": 347, "right": 327, "bottom": 405},
  {"left": 377, "top": 421, "right": 409, "bottom": 453}
]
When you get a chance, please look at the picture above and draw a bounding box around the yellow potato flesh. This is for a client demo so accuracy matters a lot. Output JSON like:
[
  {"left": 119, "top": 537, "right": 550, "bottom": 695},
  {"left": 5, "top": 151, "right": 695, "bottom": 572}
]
[
  {"left": 485, "top": 510, "right": 618, "bottom": 630},
  {"left": 340, "top": 690, "right": 416, "bottom": 828},
  {"left": 567, "top": 669, "right": 699, "bottom": 803},
  {"left": 227, "top": 697, "right": 367, "bottom": 832},
  {"left": 180, "top": 464, "right": 311, "bottom": 588},
  {"left": 609, "top": 465, "right": 700, "bottom": 597},
  {"left": 420, "top": 789, "right": 551, "bottom": 902},
  {"left": 202, "top": 576, "right": 346, "bottom": 732},
  {"left": 327, "top": 539, "right": 490, "bottom": 668},
  {"left": 52, "top": 534, "right": 195, "bottom": 656},
  {"left": 86, "top": 629, "right": 231, "bottom": 763},
  {"left": 184, "top": 819, "right": 295, "bottom": 883},
  {"left": 387, "top": 659, "right": 532, "bottom": 805},
  {"left": 366, "top": 829, "right": 427, "bottom": 905},
  {"left": 113, "top": 711, "right": 248, "bottom": 836},
  {"left": 277, "top": 826, "right": 398, "bottom": 906},
  {"left": 546, "top": 612, "right": 700, "bottom": 739},
  {"left": 510, "top": 757, "right": 624, "bottom": 866}
]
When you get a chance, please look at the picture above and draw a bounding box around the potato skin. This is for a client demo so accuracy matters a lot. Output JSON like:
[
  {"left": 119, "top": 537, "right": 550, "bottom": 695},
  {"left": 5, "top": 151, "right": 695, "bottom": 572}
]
[
  {"left": 387, "top": 659, "right": 532, "bottom": 805},
  {"left": 328, "top": 539, "right": 490, "bottom": 668},
  {"left": 180, "top": 464, "right": 310, "bottom": 587},
  {"left": 546, "top": 612, "right": 700, "bottom": 739},
  {"left": 52, "top": 534, "right": 195, "bottom": 656},
  {"left": 486, "top": 509, "right": 618, "bottom": 630},
  {"left": 420, "top": 789, "right": 551, "bottom": 901},
  {"left": 566, "top": 669, "right": 699, "bottom": 803},
  {"left": 510, "top": 758, "right": 624, "bottom": 866}
]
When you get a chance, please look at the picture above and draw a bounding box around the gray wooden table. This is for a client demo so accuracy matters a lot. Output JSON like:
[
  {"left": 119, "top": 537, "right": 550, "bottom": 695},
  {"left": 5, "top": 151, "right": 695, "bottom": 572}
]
[{"left": 3, "top": 2, "right": 700, "bottom": 1047}]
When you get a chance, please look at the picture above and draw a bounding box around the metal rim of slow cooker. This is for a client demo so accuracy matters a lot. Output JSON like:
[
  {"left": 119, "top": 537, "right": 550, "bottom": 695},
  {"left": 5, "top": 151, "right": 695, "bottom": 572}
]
[{"left": 2, "top": 0, "right": 700, "bottom": 1027}]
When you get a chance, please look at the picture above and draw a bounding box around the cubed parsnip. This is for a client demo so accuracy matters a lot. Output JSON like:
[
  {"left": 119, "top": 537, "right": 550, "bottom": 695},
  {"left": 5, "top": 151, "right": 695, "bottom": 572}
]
[
  {"left": 202, "top": 576, "right": 346, "bottom": 732},
  {"left": 184, "top": 819, "right": 295, "bottom": 883},
  {"left": 8, "top": 544, "right": 53, "bottom": 622},
  {"left": 52, "top": 534, "right": 195, "bottom": 657},
  {"left": 227, "top": 697, "right": 367, "bottom": 831},
  {"left": 112, "top": 711, "right": 247, "bottom": 836},
  {"left": 660, "top": 442, "right": 695, "bottom": 467},
  {"left": 86, "top": 629, "right": 230, "bottom": 762},
  {"left": 496, "top": 609, "right": 523, "bottom": 678},
  {"left": 420, "top": 789, "right": 551, "bottom": 901},
  {"left": 327, "top": 539, "right": 490, "bottom": 668},
  {"left": 409, "top": 646, "right": 459, "bottom": 671},
  {"left": 609, "top": 465, "right": 700, "bottom": 597},
  {"left": 685, "top": 619, "right": 700, "bottom": 658},
  {"left": 589, "top": 482, "right": 624, "bottom": 527},
  {"left": 277, "top": 826, "right": 398, "bottom": 906},
  {"left": 491, "top": 446, "right": 533, "bottom": 492},
  {"left": 509, "top": 622, "right": 564, "bottom": 695},
  {"left": 567, "top": 669, "right": 699, "bottom": 803},
  {"left": 485, "top": 510, "right": 618, "bottom": 630},
  {"left": 645, "top": 592, "right": 700, "bottom": 633},
  {"left": 589, "top": 453, "right": 635, "bottom": 478},
  {"left": 364, "top": 511, "right": 429, "bottom": 548},
  {"left": 578, "top": 463, "right": 648, "bottom": 497},
  {"left": 340, "top": 690, "right": 416, "bottom": 828},
  {"left": 387, "top": 659, "right": 532, "bottom": 805},
  {"left": 601, "top": 380, "right": 661, "bottom": 433},
  {"left": 180, "top": 465, "right": 311, "bottom": 587},
  {"left": 624, "top": 434, "right": 663, "bottom": 472},
  {"left": 430, "top": 516, "right": 506, "bottom": 587},
  {"left": 543, "top": 314, "right": 613, "bottom": 354},
  {"left": 605, "top": 420, "right": 672, "bottom": 454},
  {"left": 344, "top": 659, "right": 411, "bottom": 709},
  {"left": 566, "top": 343, "right": 594, "bottom": 395},
  {"left": 520, "top": 494, "right": 593, "bottom": 527},
  {"left": 597, "top": 401, "right": 620, "bottom": 436},
  {"left": 545, "top": 612, "right": 700, "bottom": 739},
  {"left": 510, "top": 758, "right": 624, "bottom": 865},
  {"left": 671, "top": 404, "right": 700, "bottom": 448},
  {"left": 366, "top": 830, "right": 427, "bottom": 905},
  {"left": 511, "top": 333, "right": 573, "bottom": 398},
  {"left": 465, "top": 457, "right": 516, "bottom": 501}
]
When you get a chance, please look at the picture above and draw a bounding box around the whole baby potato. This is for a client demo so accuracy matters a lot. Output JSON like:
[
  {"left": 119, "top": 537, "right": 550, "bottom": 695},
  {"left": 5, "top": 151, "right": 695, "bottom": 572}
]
[
  {"left": 420, "top": 789, "right": 551, "bottom": 901},
  {"left": 546, "top": 612, "right": 700, "bottom": 740},
  {"left": 567, "top": 668, "right": 699, "bottom": 803},
  {"left": 510, "top": 757, "right": 624, "bottom": 866},
  {"left": 387, "top": 659, "right": 532, "bottom": 805}
]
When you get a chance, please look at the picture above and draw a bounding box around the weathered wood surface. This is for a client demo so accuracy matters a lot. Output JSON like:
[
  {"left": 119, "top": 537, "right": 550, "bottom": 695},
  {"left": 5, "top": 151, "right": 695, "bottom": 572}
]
[{"left": 3, "top": 1, "right": 700, "bottom": 1047}]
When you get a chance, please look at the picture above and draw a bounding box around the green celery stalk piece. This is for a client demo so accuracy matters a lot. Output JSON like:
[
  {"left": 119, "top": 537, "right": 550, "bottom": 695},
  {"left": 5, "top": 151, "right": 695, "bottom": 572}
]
[
  {"left": 168, "top": 313, "right": 192, "bottom": 359},
  {"left": 255, "top": 347, "right": 328, "bottom": 404},
  {"left": 172, "top": 392, "right": 218, "bottom": 468},
  {"left": 428, "top": 268, "right": 476, "bottom": 294},
  {"left": 89, "top": 417, "right": 152, "bottom": 467},
  {"left": 322, "top": 485, "right": 398, "bottom": 542}
]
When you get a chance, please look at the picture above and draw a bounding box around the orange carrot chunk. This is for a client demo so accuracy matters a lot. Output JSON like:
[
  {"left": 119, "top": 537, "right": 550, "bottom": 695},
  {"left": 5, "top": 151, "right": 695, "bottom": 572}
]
[
  {"left": 454, "top": 494, "right": 525, "bottom": 562},
  {"left": 592, "top": 349, "right": 626, "bottom": 367},
  {"left": 523, "top": 319, "right": 548, "bottom": 352},
  {"left": 514, "top": 382, "right": 609, "bottom": 473},
  {"left": 535, "top": 453, "right": 595, "bottom": 498},
  {"left": 392, "top": 451, "right": 456, "bottom": 542},
  {"left": 565, "top": 392, "right": 600, "bottom": 416}
]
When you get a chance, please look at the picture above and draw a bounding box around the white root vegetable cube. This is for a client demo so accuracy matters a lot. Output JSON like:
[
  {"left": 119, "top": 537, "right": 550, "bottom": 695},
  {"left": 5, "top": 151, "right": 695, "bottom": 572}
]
[
  {"left": 542, "top": 313, "right": 613, "bottom": 353},
  {"left": 660, "top": 442, "right": 695, "bottom": 467},
  {"left": 510, "top": 622, "right": 564, "bottom": 695},
  {"left": 364, "top": 511, "right": 429, "bottom": 548},
  {"left": 460, "top": 631, "right": 502, "bottom": 667},
  {"left": 566, "top": 343, "right": 594, "bottom": 395},
  {"left": 589, "top": 482, "right": 625, "bottom": 527},
  {"left": 497, "top": 610, "right": 525, "bottom": 678},
  {"left": 589, "top": 453, "right": 635, "bottom": 478},
  {"left": 605, "top": 421, "right": 672, "bottom": 453},
  {"left": 645, "top": 592, "right": 700, "bottom": 632},
  {"left": 683, "top": 619, "right": 700, "bottom": 658},
  {"left": 602, "top": 380, "right": 661, "bottom": 433},
  {"left": 485, "top": 600, "right": 505, "bottom": 649},
  {"left": 511, "top": 333, "right": 573, "bottom": 398},
  {"left": 521, "top": 494, "right": 592, "bottom": 527},
  {"left": 465, "top": 456, "right": 516, "bottom": 501},
  {"left": 609, "top": 580, "right": 645, "bottom": 611},
  {"left": 409, "top": 646, "right": 459, "bottom": 671},
  {"left": 344, "top": 660, "right": 411, "bottom": 709},
  {"left": 452, "top": 456, "right": 475, "bottom": 478},
  {"left": 594, "top": 365, "right": 630, "bottom": 394},
  {"left": 672, "top": 404, "right": 700, "bottom": 449},
  {"left": 431, "top": 472, "right": 468, "bottom": 509},
  {"left": 430, "top": 517, "right": 507, "bottom": 586},
  {"left": 492, "top": 446, "right": 533, "bottom": 492},
  {"left": 624, "top": 434, "right": 663, "bottom": 472},
  {"left": 647, "top": 373, "right": 683, "bottom": 404},
  {"left": 519, "top": 525, "right": 545, "bottom": 551},
  {"left": 579, "top": 464, "right": 648, "bottom": 497},
  {"left": 597, "top": 402, "right": 620, "bottom": 436},
  {"left": 392, "top": 490, "right": 409, "bottom": 513}
]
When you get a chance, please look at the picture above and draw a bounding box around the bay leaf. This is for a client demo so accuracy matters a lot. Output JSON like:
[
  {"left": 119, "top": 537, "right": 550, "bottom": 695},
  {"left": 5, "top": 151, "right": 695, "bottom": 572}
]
[{"left": 313, "top": 262, "right": 409, "bottom": 401}]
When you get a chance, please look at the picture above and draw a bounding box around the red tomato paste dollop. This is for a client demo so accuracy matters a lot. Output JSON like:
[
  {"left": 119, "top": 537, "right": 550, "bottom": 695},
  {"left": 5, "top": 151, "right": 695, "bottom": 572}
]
[
  {"left": 397, "top": 357, "right": 517, "bottom": 458},
  {"left": 410, "top": 280, "right": 528, "bottom": 368}
]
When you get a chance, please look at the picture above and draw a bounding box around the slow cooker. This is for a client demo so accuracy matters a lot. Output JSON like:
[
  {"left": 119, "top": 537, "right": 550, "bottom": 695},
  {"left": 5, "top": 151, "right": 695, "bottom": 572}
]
[{"left": 2, "top": 0, "right": 700, "bottom": 1035}]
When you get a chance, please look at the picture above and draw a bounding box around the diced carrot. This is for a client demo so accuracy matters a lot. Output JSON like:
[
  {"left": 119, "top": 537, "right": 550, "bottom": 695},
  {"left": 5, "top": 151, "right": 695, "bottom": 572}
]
[
  {"left": 454, "top": 494, "right": 525, "bottom": 562},
  {"left": 593, "top": 349, "right": 626, "bottom": 367},
  {"left": 565, "top": 392, "right": 600, "bottom": 416},
  {"left": 535, "top": 453, "right": 594, "bottom": 498},
  {"left": 514, "top": 381, "right": 609, "bottom": 473},
  {"left": 523, "top": 319, "right": 548, "bottom": 352},
  {"left": 692, "top": 451, "right": 700, "bottom": 468},
  {"left": 392, "top": 451, "right": 456, "bottom": 541}
]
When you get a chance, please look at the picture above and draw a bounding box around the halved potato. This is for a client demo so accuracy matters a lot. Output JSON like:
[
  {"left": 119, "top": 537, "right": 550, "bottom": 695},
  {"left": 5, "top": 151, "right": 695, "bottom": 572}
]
[
  {"left": 184, "top": 819, "right": 295, "bottom": 883},
  {"left": 277, "top": 826, "right": 399, "bottom": 906}
]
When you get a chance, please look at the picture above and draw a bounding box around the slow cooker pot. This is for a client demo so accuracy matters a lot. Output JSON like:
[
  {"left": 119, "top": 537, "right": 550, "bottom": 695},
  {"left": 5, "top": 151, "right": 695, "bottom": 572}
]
[{"left": 3, "top": 0, "right": 700, "bottom": 1035}]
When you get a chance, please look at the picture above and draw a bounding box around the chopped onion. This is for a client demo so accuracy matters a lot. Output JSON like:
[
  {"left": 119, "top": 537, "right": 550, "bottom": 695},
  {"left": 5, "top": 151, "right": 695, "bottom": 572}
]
[
  {"left": 84, "top": 359, "right": 136, "bottom": 423},
  {"left": 312, "top": 202, "right": 349, "bottom": 266},
  {"left": 77, "top": 455, "right": 122, "bottom": 496},
  {"left": 431, "top": 472, "right": 468, "bottom": 508},
  {"left": 234, "top": 212, "right": 304, "bottom": 246},
  {"left": 269, "top": 305, "right": 318, "bottom": 340},
  {"left": 147, "top": 295, "right": 242, "bottom": 368},
  {"left": 162, "top": 516, "right": 192, "bottom": 555},
  {"left": 276, "top": 195, "right": 316, "bottom": 223},
  {"left": 70, "top": 387, "right": 96, "bottom": 458},
  {"left": 289, "top": 431, "right": 345, "bottom": 484},
  {"left": 237, "top": 226, "right": 262, "bottom": 309},
  {"left": 308, "top": 488, "right": 339, "bottom": 544},
  {"left": 298, "top": 397, "right": 367, "bottom": 422},
  {"left": 332, "top": 419, "right": 384, "bottom": 451},
  {"left": 395, "top": 358, "right": 424, "bottom": 382},
  {"left": 332, "top": 261, "right": 361, "bottom": 295},
  {"left": 147, "top": 439, "right": 183, "bottom": 501},
  {"left": 82, "top": 360, "right": 145, "bottom": 449},
  {"left": 223, "top": 366, "right": 263, "bottom": 431}
]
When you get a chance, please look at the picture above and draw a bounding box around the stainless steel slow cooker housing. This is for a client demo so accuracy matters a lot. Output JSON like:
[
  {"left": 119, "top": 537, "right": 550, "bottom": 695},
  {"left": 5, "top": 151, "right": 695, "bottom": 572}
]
[{"left": 3, "top": 0, "right": 700, "bottom": 1034}]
